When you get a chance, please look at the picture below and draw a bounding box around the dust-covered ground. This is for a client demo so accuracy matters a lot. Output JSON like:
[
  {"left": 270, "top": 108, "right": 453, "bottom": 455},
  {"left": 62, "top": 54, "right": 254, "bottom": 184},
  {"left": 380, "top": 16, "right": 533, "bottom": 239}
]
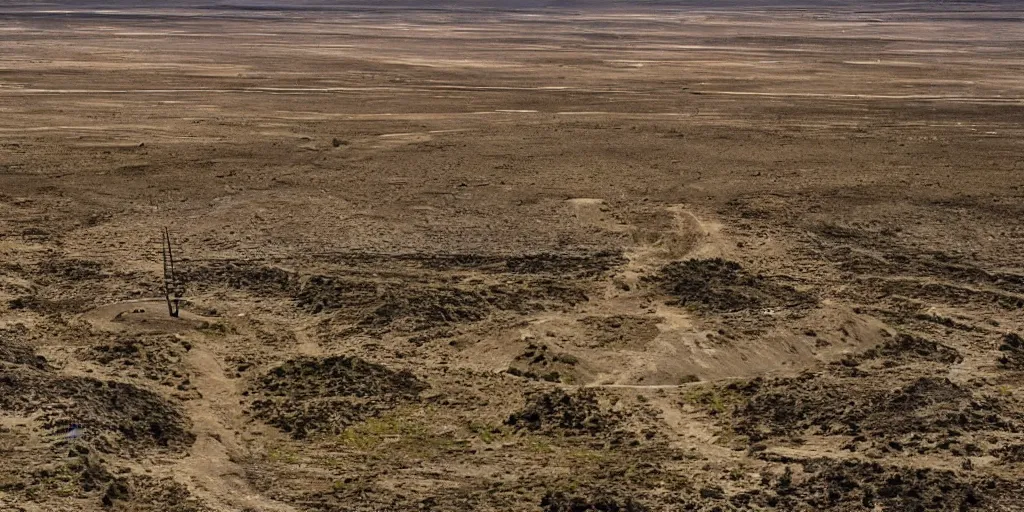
[{"left": 1, "top": 1, "right": 1024, "bottom": 510}]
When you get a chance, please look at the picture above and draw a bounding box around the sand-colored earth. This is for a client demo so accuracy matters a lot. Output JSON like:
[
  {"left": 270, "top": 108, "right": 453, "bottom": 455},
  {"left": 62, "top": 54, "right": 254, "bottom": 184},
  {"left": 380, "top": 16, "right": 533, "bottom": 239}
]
[{"left": 2, "top": 1, "right": 1024, "bottom": 510}]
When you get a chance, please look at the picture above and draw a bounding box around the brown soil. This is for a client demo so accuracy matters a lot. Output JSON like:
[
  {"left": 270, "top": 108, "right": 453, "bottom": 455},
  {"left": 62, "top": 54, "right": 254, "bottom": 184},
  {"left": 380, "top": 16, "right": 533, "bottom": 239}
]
[
  {"left": 540, "top": 491, "right": 650, "bottom": 512},
  {"left": 80, "top": 334, "right": 198, "bottom": 397},
  {"left": 754, "top": 459, "right": 1022, "bottom": 512},
  {"left": 506, "top": 342, "right": 583, "bottom": 383},
  {"left": 505, "top": 388, "right": 622, "bottom": 436},
  {"left": 999, "top": 333, "right": 1024, "bottom": 370},
  {"left": 2, "top": 1, "right": 1024, "bottom": 510},
  {"left": 0, "top": 368, "right": 195, "bottom": 457},
  {"left": 839, "top": 333, "right": 964, "bottom": 367},
  {"left": 649, "top": 258, "right": 814, "bottom": 314},
  {"left": 734, "top": 374, "right": 1016, "bottom": 449},
  {"left": 577, "top": 315, "right": 662, "bottom": 349},
  {"left": 0, "top": 325, "right": 49, "bottom": 369},
  {"left": 250, "top": 356, "right": 427, "bottom": 439}
]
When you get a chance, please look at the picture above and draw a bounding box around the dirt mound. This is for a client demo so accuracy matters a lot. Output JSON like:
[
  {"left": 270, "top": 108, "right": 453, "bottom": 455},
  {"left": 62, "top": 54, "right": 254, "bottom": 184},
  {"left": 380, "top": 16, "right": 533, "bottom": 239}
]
[
  {"left": 6, "top": 450, "right": 112, "bottom": 506},
  {"left": 506, "top": 388, "right": 621, "bottom": 436},
  {"left": 506, "top": 342, "right": 581, "bottom": 383},
  {"left": 503, "top": 251, "right": 626, "bottom": 277},
  {"left": 811, "top": 222, "right": 1024, "bottom": 311},
  {"left": 750, "top": 459, "right": 1011, "bottom": 511},
  {"left": 8, "top": 293, "right": 94, "bottom": 314},
  {"left": 648, "top": 258, "right": 813, "bottom": 314},
  {"left": 838, "top": 333, "right": 963, "bottom": 367},
  {"left": 0, "top": 325, "right": 48, "bottom": 369},
  {"left": 313, "top": 250, "right": 626, "bottom": 277},
  {"left": 188, "top": 261, "right": 589, "bottom": 334},
  {"left": 732, "top": 375, "right": 1015, "bottom": 453},
  {"left": 997, "top": 332, "right": 1024, "bottom": 369},
  {"left": 540, "top": 491, "right": 649, "bottom": 512},
  {"left": 104, "top": 472, "right": 208, "bottom": 512},
  {"left": 258, "top": 355, "right": 427, "bottom": 399},
  {"left": 291, "top": 276, "right": 377, "bottom": 314},
  {"left": 37, "top": 257, "right": 109, "bottom": 282},
  {"left": 309, "top": 277, "right": 587, "bottom": 333},
  {"left": 182, "top": 261, "right": 297, "bottom": 297},
  {"left": 356, "top": 286, "right": 490, "bottom": 330},
  {"left": 8, "top": 450, "right": 206, "bottom": 511},
  {"left": 577, "top": 315, "right": 661, "bottom": 349},
  {"left": 251, "top": 356, "right": 427, "bottom": 439},
  {"left": 80, "top": 334, "right": 196, "bottom": 396},
  {"left": 685, "top": 458, "right": 1021, "bottom": 511},
  {"left": 6, "top": 257, "right": 123, "bottom": 314},
  {"left": 846, "top": 275, "right": 1024, "bottom": 314},
  {"left": 993, "top": 444, "right": 1024, "bottom": 464},
  {"left": 299, "top": 447, "right": 682, "bottom": 512},
  {"left": 0, "top": 369, "right": 194, "bottom": 455}
]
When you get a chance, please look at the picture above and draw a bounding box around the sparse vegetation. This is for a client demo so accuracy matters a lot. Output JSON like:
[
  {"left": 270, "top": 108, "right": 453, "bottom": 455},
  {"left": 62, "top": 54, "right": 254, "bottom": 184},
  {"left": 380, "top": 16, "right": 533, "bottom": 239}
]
[{"left": 2, "top": 3, "right": 1022, "bottom": 511}]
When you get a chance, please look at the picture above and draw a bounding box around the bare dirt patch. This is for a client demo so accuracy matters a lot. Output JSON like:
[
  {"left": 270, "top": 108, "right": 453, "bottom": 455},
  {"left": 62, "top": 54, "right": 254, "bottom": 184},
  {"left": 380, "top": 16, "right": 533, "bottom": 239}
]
[{"left": 577, "top": 315, "right": 661, "bottom": 349}]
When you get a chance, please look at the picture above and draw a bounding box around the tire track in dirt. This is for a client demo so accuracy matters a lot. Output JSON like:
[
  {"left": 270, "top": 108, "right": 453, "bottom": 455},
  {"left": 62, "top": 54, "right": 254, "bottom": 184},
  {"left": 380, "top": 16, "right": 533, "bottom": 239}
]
[
  {"left": 168, "top": 343, "right": 298, "bottom": 512},
  {"left": 292, "top": 325, "right": 322, "bottom": 358}
]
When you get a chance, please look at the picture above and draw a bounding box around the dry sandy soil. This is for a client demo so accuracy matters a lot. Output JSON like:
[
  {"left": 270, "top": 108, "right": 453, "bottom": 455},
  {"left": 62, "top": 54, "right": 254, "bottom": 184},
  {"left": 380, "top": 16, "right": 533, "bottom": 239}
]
[{"left": 2, "top": 1, "right": 1024, "bottom": 510}]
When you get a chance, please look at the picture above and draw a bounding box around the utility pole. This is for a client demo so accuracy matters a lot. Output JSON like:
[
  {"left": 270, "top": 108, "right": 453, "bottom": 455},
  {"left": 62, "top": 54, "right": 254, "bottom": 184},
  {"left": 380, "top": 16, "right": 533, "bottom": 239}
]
[{"left": 162, "top": 228, "right": 182, "bottom": 317}]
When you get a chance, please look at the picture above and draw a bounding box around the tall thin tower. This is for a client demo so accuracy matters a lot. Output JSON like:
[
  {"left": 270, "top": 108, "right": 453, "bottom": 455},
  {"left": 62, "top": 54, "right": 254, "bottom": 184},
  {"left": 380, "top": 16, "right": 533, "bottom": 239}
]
[{"left": 161, "top": 228, "right": 183, "bottom": 317}]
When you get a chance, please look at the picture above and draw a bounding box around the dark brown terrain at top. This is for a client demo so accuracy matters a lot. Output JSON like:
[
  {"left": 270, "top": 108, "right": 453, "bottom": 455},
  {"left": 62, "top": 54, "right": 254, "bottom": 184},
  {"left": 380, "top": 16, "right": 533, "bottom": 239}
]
[{"left": 1, "top": 1, "right": 1023, "bottom": 511}]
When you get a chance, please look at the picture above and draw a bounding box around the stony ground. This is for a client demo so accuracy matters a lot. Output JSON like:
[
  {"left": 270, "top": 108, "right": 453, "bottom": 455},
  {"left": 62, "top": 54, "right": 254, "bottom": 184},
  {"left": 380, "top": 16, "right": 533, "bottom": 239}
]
[{"left": 1, "top": 1, "right": 1023, "bottom": 511}]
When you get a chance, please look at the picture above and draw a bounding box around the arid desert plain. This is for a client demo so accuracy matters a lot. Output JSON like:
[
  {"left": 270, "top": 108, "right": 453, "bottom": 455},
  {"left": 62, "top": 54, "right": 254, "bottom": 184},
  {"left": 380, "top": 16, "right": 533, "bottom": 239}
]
[{"left": 2, "top": 1, "right": 1024, "bottom": 510}]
